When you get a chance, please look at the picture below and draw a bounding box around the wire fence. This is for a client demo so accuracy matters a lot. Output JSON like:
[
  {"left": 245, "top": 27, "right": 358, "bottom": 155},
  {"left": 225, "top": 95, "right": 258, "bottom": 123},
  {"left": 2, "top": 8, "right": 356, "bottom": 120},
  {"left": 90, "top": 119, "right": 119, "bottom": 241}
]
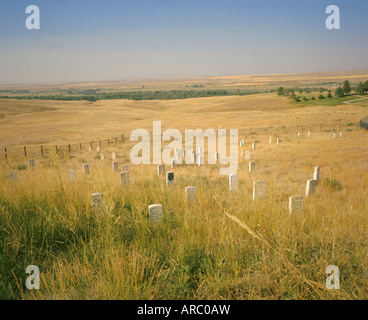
[
  {"left": 1, "top": 134, "right": 125, "bottom": 160},
  {"left": 0, "top": 120, "right": 363, "bottom": 161}
]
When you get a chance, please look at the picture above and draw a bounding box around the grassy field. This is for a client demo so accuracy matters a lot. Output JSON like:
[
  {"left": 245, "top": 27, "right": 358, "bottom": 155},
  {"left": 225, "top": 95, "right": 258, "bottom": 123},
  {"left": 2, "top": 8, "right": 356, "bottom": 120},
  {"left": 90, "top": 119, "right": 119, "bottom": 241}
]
[{"left": 0, "top": 82, "right": 368, "bottom": 299}]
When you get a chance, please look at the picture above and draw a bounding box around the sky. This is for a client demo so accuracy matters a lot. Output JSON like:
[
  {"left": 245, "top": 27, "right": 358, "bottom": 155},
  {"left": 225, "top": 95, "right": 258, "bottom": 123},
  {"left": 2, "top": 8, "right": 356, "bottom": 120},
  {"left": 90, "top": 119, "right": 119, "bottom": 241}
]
[{"left": 0, "top": 0, "right": 367, "bottom": 85}]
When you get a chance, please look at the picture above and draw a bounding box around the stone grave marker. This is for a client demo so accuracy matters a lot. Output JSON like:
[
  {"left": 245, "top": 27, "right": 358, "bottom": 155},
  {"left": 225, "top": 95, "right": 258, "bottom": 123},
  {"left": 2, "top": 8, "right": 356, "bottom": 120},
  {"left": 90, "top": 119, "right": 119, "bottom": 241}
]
[
  {"left": 197, "top": 155, "right": 204, "bottom": 166},
  {"left": 171, "top": 159, "right": 177, "bottom": 169},
  {"left": 185, "top": 186, "right": 196, "bottom": 204},
  {"left": 158, "top": 164, "right": 165, "bottom": 176},
  {"left": 120, "top": 171, "right": 130, "bottom": 185},
  {"left": 149, "top": 204, "right": 163, "bottom": 224},
  {"left": 249, "top": 161, "right": 255, "bottom": 172},
  {"left": 68, "top": 169, "right": 76, "bottom": 181},
  {"left": 112, "top": 161, "right": 119, "bottom": 172},
  {"left": 166, "top": 172, "right": 174, "bottom": 186},
  {"left": 83, "top": 164, "right": 90, "bottom": 175},
  {"left": 229, "top": 174, "right": 238, "bottom": 192},
  {"left": 305, "top": 179, "right": 317, "bottom": 198},
  {"left": 253, "top": 180, "right": 266, "bottom": 200},
  {"left": 92, "top": 193, "right": 104, "bottom": 213},
  {"left": 313, "top": 166, "right": 320, "bottom": 181},
  {"left": 289, "top": 195, "right": 303, "bottom": 214}
]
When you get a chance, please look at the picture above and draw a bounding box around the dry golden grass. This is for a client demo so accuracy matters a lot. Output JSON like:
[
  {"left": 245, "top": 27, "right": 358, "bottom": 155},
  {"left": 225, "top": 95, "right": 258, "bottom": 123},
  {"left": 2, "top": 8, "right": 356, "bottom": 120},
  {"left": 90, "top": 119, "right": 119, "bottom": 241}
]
[{"left": 0, "top": 89, "right": 368, "bottom": 300}]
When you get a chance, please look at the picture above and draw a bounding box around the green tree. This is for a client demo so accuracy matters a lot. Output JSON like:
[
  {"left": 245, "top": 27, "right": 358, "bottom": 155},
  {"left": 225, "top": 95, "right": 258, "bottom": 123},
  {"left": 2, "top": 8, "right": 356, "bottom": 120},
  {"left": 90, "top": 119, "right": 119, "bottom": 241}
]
[
  {"left": 356, "top": 82, "right": 365, "bottom": 95},
  {"left": 335, "top": 87, "right": 344, "bottom": 97},
  {"left": 277, "top": 87, "right": 284, "bottom": 96},
  {"left": 342, "top": 80, "right": 351, "bottom": 95},
  {"left": 364, "top": 81, "right": 368, "bottom": 94}
]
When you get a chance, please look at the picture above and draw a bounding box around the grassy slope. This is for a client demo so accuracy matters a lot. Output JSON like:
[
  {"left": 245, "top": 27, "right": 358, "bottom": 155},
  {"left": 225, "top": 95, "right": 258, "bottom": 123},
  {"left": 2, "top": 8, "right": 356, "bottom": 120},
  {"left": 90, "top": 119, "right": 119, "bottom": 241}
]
[{"left": 0, "top": 93, "right": 368, "bottom": 299}]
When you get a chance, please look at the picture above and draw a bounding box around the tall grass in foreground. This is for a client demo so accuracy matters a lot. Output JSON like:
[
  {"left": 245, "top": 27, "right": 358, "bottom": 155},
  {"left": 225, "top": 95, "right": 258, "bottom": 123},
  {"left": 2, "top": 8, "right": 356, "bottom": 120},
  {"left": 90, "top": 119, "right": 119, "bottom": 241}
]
[{"left": 0, "top": 131, "right": 367, "bottom": 300}]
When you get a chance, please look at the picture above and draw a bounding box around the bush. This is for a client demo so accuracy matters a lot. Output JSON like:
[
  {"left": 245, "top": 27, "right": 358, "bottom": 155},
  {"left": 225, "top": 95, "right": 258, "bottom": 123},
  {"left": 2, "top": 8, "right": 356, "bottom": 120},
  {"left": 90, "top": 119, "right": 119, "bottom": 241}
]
[
  {"left": 17, "top": 164, "right": 27, "bottom": 170},
  {"left": 318, "top": 95, "right": 325, "bottom": 100},
  {"left": 323, "top": 177, "right": 343, "bottom": 190},
  {"left": 311, "top": 96, "right": 315, "bottom": 100}
]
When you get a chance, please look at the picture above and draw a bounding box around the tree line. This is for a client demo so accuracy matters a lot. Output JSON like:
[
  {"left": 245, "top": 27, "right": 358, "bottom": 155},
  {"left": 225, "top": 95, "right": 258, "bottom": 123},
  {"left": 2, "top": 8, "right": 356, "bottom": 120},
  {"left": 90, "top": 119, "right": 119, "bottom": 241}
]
[
  {"left": 277, "top": 80, "right": 368, "bottom": 102},
  {"left": 0, "top": 89, "right": 265, "bottom": 102}
]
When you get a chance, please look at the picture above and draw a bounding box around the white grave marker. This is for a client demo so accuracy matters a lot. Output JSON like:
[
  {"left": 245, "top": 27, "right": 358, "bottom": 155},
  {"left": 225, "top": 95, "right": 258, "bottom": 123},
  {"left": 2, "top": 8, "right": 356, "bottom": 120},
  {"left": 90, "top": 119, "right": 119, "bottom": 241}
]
[
  {"left": 158, "top": 164, "right": 165, "bottom": 176},
  {"left": 253, "top": 180, "right": 266, "bottom": 200},
  {"left": 97, "top": 146, "right": 100, "bottom": 152},
  {"left": 68, "top": 169, "right": 76, "bottom": 181},
  {"left": 269, "top": 137, "right": 272, "bottom": 144},
  {"left": 313, "top": 166, "right": 320, "bottom": 181},
  {"left": 197, "top": 155, "right": 204, "bottom": 166},
  {"left": 229, "top": 174, "right": 238, "bottom": 192},
  {"left": 100, "top": 153, "right": 105, "bottom": 160},
  {"left": 149, "top": 204, "right": 163, "bottom": 224},
  {"left": 120, "top": 171, "right": 130, "bottom": 185},
  {"left": 111, "top": 152, "right": 116, "bottom": 160},
  {"left": 252, "top": 142, "right": 256, "bottom": 150},
  {"left": 185, "top": 186, "right": 196, "bottom": 204},
  {"left": 176, "top": 150, "right": 182, "bottom": 164},
  {"left": 112, "top": 161, "right": 119, "bottom": 172},
  {"left": 166, "top": 172, "right": 174, "bottom": 186},
  {"left": 249, "top": 161, "right": 255, "bottom": 172},
  {"left": 92, "top": 193, "right": 104, "bottom": 212},
  {"left": 171, "top": 159, "right": 177, "bottom": 169},
  {"left": 289, "top": 195, "right": 303, "bottom": 214},
  {"left": 277, "top": 138, "right": 280, "bottom": 145},
  {"left": 305, "top": 179, "right": 317, "bottom": 198},
  {"left": 83, "top": 164, "right": 90, "bottom": 175}
]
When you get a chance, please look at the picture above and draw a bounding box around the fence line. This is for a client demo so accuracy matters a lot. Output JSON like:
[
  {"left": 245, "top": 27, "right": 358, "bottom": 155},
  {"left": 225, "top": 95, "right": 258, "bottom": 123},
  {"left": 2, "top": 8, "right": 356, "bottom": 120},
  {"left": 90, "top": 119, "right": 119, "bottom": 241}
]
[
  {"left": 0, "top": 120, "right": 362, "bottom": 160},
  {"left": 1, "top": 133, "right": 125, "bottom": 160}
]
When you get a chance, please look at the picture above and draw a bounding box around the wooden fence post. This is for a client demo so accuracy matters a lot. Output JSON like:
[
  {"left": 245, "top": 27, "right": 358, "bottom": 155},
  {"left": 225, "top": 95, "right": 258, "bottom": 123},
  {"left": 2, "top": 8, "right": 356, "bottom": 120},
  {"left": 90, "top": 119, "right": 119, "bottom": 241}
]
[
  {"left": 41, "top": 145, "right": 44, "bottom": 156},
  {"left": 24, "top": 146, "right": 27, "bottom": 157},
  {"left": 4, "top": 147, "right": 7, "bottom": 159}
]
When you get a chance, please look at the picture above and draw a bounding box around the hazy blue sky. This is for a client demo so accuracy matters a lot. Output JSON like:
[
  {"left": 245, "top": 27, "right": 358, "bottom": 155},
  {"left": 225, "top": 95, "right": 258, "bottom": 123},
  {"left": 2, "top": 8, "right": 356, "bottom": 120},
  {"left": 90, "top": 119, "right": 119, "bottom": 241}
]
[{"left": 0, "top": 0, "right": 367, "bottom": 84}]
